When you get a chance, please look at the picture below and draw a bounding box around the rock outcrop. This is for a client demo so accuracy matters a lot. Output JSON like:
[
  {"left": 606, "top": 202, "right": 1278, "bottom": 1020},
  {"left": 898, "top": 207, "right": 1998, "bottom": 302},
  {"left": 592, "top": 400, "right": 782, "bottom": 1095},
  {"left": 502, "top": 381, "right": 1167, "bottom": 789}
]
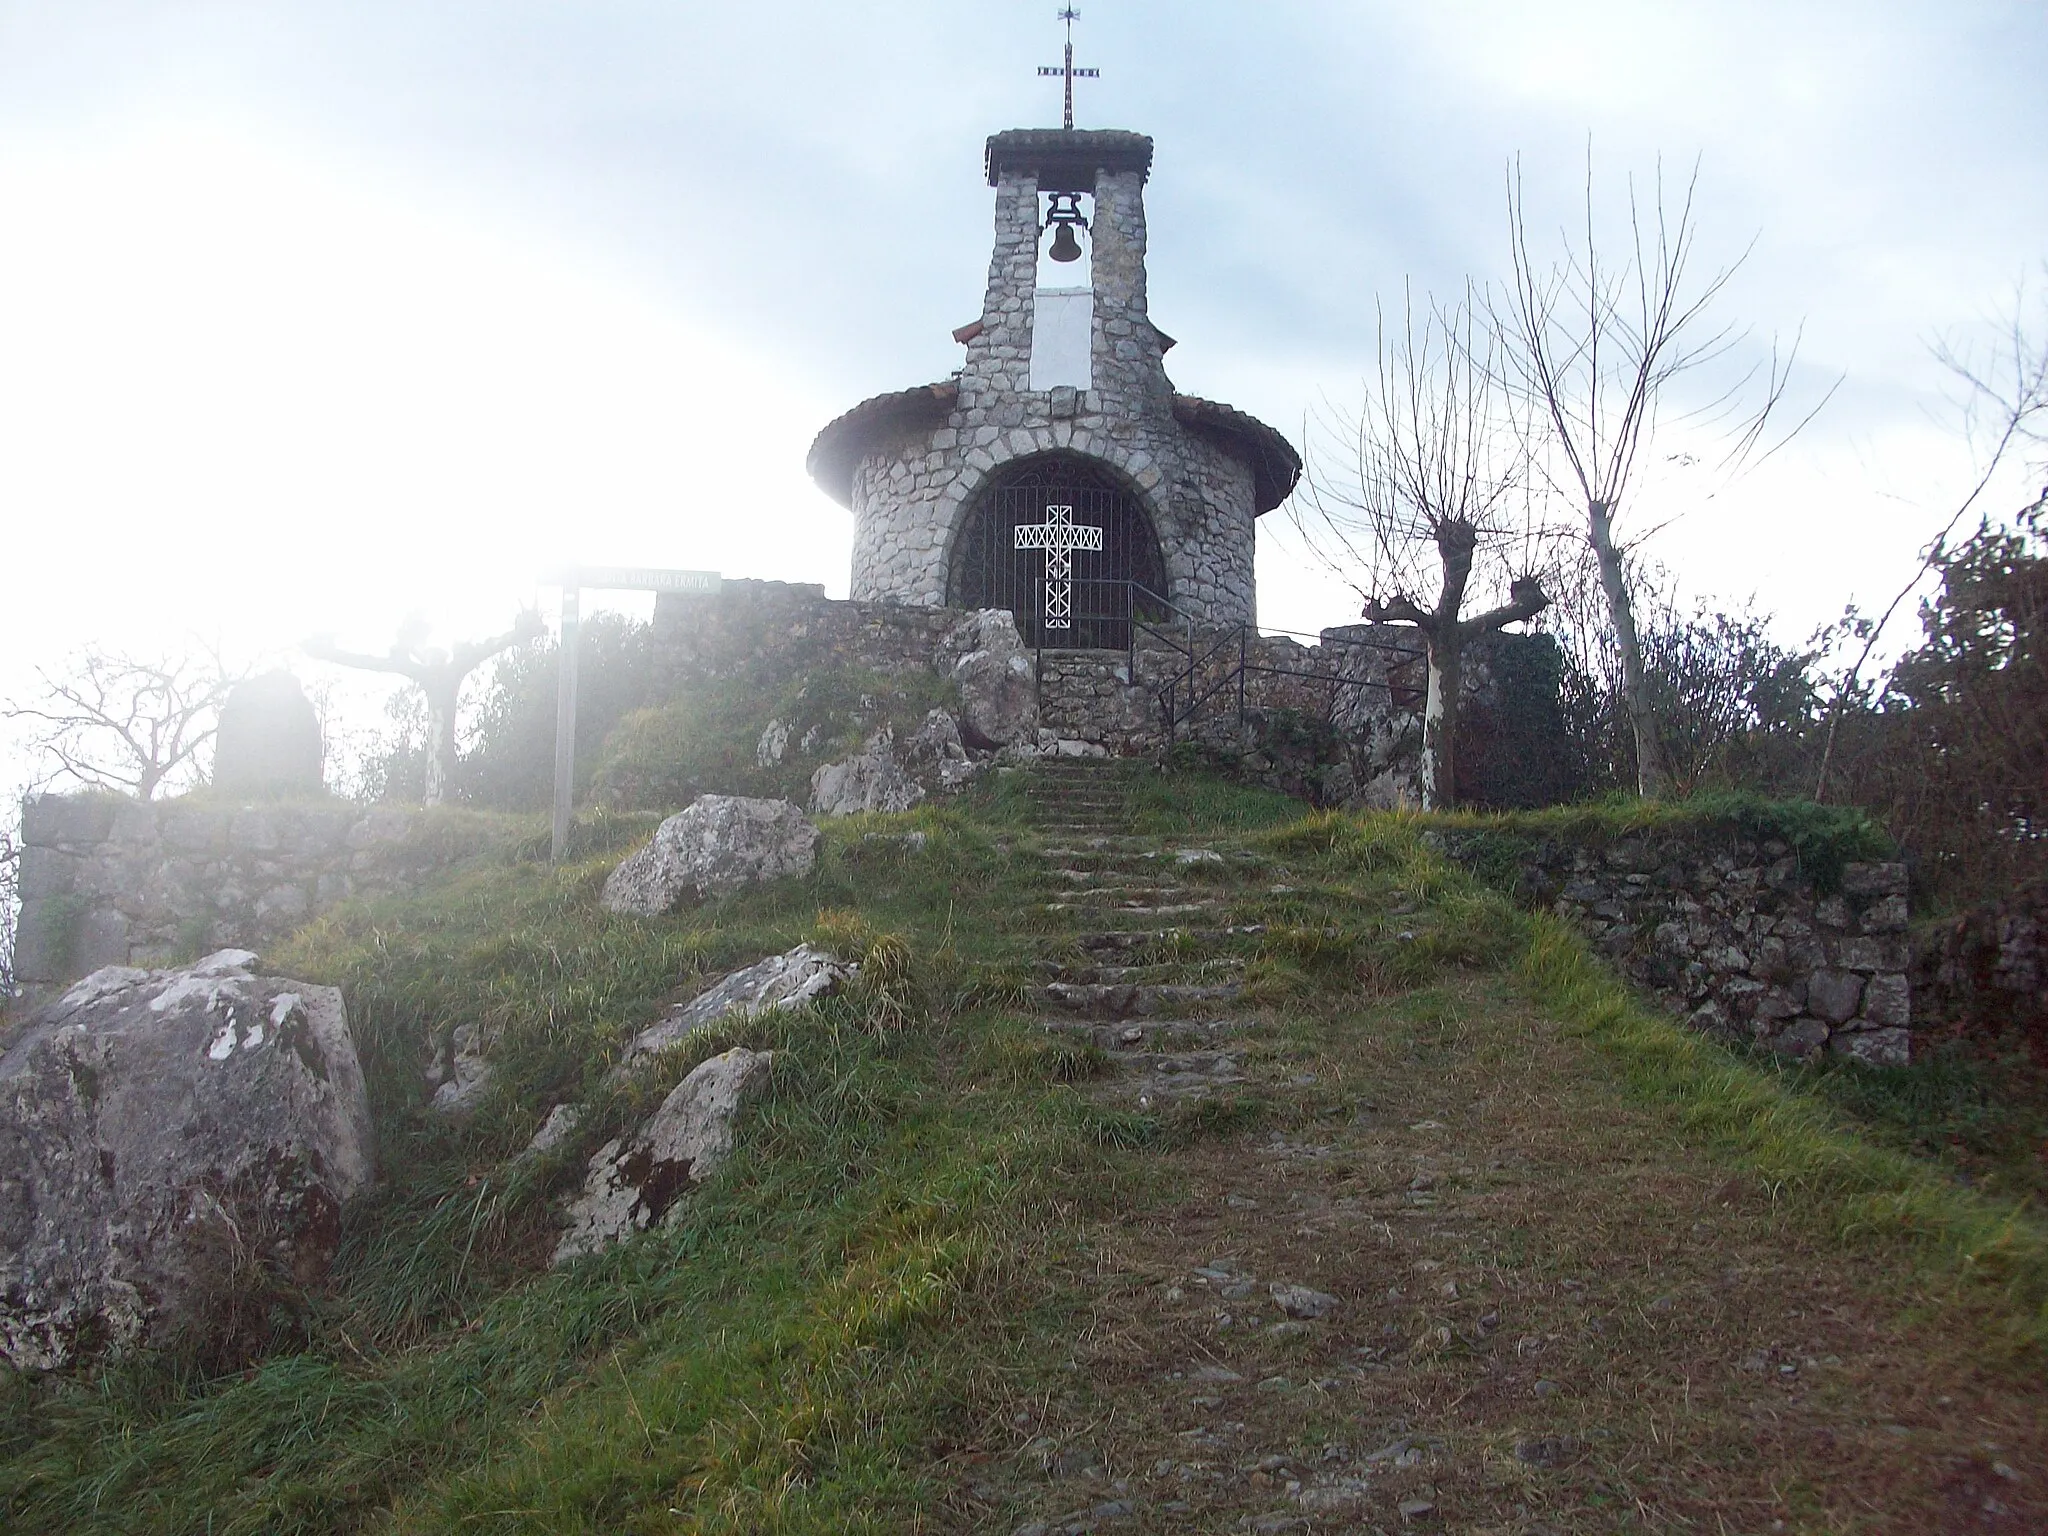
[
  {"left": 939, "top": 609, "right": 1039, "bottom": 749},
  {"left": 425, "top": 1019, "right": 492, "bottom": 1115},
  {"left": 809, "top": 728, "right": 926, "bottom": 817},
  {"left": 617, "top": 944, "right": 855, "bottom": 1067},
  {"left": 211, "top": 671, "right": 324, "bottom": 794},
  {"left": 0, "top": 951, "right": 372, "bottom": 1370},
  {"left": 810, "top": 711, "right": 985, "bottom": 816},
  {"left": 554, "top": 1047, "right": 775, "bottom": 1264},
  {"left": 902, "top": 708, "right": 984, "bottom": 792},
  {"left": 601, "top": 796, "right": 820, "bottom": 915}
]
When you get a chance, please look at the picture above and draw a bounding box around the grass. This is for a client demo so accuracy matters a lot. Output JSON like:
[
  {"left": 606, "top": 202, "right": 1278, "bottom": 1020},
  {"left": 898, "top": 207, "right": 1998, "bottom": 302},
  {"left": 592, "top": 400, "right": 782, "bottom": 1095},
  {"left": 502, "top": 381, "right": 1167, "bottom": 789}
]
[
  {"left": 0, "top": 794, "right": 1119, "bottom": 1533},
  {"left": 3, "top": 770, "right": 2046, "bottom": 1531},
  {"left": 1427, "top": 787, "right": 1897, "bottom": 895},
  {"left": 1515, "top": 912, "right": 2048, "bottom": 1355},
  {"left": 1253, "top": 808, "right": 2048, "bottom": 1350},
  {"left": 1122, "top": 761, "right": 1305, "bottom": 835}
]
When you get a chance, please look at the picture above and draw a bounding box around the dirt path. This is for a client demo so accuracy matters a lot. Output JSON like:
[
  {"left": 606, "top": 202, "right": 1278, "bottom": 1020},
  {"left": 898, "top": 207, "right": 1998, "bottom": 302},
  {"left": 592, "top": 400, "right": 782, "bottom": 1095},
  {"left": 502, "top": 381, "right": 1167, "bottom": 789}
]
[{"left": 947, "top": 765, "right": 2048, "bottom": 1534}]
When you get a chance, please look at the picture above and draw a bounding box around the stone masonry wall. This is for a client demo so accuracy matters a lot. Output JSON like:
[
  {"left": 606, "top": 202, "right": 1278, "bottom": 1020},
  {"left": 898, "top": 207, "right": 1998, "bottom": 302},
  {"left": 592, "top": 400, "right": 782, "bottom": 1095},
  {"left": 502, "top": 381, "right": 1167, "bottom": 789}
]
[
  {"left": 654, "top": 582, "right": 1431, "bottom": 760},
  {"left": 13, "top": 793, "right": 515, "bottom": 1001},
  {"left": 652, "top": 581, "right": 1576, "bottom": 813},
  {"left": 1911, "top": 879, "right": 2048, "bottom": 1055},
  {"left": 652, "top": 581, "right": 963, "bottom": 688},
  {"left": 1443, "top": 827, "right": 1916, "bottom": 1065}
]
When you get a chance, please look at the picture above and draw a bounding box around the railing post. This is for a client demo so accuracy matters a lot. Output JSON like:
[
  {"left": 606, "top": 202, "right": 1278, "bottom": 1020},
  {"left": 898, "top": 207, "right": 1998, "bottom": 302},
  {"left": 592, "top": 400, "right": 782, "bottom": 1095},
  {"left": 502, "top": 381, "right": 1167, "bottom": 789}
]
[
  {"left": 1034, "top": 576, "right": 1043, "bottom": 696},
  {"left": 1126, "top": 579, "right": 1135, "bottom": 679},
  {"left": 1237, "top": 624, "right": 1248, "bottom": 739}
]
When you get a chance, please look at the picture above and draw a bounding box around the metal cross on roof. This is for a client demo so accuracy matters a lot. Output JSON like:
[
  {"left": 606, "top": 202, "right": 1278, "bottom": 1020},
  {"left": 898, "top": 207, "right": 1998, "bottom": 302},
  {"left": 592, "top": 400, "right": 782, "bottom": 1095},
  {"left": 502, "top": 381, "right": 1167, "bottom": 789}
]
[{"left": 1038, "top": 7, "right": 1099, "bottom": 131}]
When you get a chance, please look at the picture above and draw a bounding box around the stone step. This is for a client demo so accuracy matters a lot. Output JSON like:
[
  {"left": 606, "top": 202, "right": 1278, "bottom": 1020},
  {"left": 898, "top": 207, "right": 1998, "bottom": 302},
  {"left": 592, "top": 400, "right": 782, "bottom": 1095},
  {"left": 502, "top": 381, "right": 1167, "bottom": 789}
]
[
  {"left": 1076, "top": 925, "right": 1267, "bottom": 953},
  {"left": 1043, "top": 899, "right": 1222, "bottom": 919},
  {"left": 1116, "top": 1052, "right": 1248, "bottom": 1104},
  {"left": 1036, "top": 836, "right": 1163, "bottom": 851},
  {"left": 1040, "top": 1017, "right": 1254, "bottom": 1051},
  {"left": 1041, "top": 848, "right": 1244, "bottom": 870},
  {"left": 1033, "top": 980, "right": 1245, "bottom": 1018},
  {"left": 1034, "top": 958, "right": 1246, "bottom": 985},
  {"left": 1041, "top": 854, "right": 1164, "bottom": 873},
  {"left": 1044, "top": 881, "right": 1196, "bottom": 900}
]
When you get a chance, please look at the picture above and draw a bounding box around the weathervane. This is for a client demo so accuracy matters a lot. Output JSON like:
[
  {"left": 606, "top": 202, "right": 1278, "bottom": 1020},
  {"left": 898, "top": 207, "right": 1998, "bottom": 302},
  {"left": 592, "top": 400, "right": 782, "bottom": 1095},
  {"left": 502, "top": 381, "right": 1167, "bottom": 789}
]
[{"left": 1038, "top": 6, "right": 1099, "bottom": 130}]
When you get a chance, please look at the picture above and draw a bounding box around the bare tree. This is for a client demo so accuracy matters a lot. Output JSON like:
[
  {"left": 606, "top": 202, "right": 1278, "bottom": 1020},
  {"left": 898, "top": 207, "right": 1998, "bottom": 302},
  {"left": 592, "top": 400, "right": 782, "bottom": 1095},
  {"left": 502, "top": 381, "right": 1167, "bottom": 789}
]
[
  {"left": 0, "top": 821, "right": 19, "bottom": 1000},
  {"left": 2, "top": 644, "right": 239, "bottom": 800},
  {"left": 1295, "top": 288, "right": 1552, "bottom": 809},
  {"left": 1814, "top": 279, "right": 2048, "bottom": 800},
  {"left": 1498, "top": 154, "right": 1823, "bottom": 797},
  {"left": 304, "top": 612, "right": 543, "bottom": 806}
]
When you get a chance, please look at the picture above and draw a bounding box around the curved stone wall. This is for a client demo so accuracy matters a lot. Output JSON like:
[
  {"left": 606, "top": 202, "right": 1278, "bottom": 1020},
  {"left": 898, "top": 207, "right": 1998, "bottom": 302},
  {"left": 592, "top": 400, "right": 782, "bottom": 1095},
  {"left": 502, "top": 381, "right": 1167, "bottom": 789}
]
[{"left": 848, "top": 412, "right": 1258, "bottom": 623}]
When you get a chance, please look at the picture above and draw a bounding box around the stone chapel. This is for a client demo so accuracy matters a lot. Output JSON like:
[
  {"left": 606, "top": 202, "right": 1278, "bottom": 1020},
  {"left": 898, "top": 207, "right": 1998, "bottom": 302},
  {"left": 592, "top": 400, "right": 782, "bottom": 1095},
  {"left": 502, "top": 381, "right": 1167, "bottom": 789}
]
[{"left": 806, "top": 128, "right": 1300, "bottom": 649}]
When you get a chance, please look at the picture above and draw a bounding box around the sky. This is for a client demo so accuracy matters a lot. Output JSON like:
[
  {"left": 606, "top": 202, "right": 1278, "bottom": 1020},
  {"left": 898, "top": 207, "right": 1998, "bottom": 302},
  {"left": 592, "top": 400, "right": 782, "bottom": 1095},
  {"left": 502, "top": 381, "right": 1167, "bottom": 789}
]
[{"left": 0, "top": 1, "right": 2043, "bottom": 783}]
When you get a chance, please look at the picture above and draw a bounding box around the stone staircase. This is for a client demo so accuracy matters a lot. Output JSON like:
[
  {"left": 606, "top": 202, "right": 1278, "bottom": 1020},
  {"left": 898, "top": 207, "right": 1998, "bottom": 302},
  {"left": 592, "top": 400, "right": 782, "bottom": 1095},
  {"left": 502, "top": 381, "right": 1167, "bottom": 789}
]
[{"left": 1021, "top": 759, "right": 1261, "bottom": 1107}]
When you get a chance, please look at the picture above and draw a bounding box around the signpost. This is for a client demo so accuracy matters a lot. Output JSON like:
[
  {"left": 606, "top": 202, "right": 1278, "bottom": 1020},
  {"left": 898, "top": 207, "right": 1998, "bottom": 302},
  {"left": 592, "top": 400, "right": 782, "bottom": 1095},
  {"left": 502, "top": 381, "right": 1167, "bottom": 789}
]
[{"left": 544, "top": 566, "right": 721, "bottom": 863}]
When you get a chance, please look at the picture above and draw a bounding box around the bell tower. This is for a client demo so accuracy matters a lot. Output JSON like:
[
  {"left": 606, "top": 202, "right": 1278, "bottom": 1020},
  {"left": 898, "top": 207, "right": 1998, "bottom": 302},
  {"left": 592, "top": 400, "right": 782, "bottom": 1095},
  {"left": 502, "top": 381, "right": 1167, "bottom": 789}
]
[{"left": 806, "top": 115, "right": 1298, "bottom": 638}]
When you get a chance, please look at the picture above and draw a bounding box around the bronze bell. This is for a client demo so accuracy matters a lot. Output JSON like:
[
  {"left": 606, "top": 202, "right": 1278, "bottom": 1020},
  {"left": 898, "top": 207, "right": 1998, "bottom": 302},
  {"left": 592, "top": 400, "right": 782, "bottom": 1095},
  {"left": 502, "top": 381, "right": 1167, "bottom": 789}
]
[{"left": 1043, "top": 192, "right": 1087, "bottom": 262}]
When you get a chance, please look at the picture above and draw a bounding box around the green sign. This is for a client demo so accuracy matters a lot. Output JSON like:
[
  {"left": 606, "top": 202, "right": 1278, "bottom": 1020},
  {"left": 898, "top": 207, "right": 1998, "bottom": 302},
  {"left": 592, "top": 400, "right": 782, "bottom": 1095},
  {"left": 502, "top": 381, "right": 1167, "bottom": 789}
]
[{"left": 549, "top": 567, "right": 722, "bottom": 595}]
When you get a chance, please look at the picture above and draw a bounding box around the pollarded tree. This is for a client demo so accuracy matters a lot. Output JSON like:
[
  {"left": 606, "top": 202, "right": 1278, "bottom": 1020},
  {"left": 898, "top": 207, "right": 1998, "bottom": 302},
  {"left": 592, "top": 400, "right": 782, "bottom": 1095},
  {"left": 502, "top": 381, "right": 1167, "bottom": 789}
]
[
  {"left": 1498, "top": 155, "right": 1822, "bottom": 798},
  {"left": 304, "top": 611, "right": 544, "bottom": 806},
  {"left": 1296, "top": 288, "right": 1552, "bottom": 809}
]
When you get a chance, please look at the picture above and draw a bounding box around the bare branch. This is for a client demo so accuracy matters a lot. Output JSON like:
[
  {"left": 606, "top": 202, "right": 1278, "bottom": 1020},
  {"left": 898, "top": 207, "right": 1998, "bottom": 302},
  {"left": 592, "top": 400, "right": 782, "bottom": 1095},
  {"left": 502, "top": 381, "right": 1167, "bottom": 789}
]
[
  {"left": 2, "top": 643, "right": 240, "bottom": 800},
  {"left": 1492, "top": 150, "right": 1830, "bottom": 796}
]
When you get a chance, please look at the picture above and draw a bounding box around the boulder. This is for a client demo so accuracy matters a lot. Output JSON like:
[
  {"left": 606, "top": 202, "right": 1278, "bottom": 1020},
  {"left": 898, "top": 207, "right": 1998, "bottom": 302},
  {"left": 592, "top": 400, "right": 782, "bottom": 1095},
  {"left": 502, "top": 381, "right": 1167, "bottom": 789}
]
[
  {"left": 902, "top": 708, "right": 984, "bottom": 793},
  {"left": 0, "top": 951, "right": 371, "bottom": 1370},
  {"left": 212, "top": 671, "right": 325, "bottom": 795},
  {"left": 426, "top": 1020, "right": 492, "bottom": 1115},
  {"left": 554, "top": 1047, "right": 774, "bottom": 1264},
  {"left": 1270, "top": 1282, "right": 1340, "bottom": 1320},
  {"left": 521, "top": 1103, "right": 584, "bottom": 1160},
  {"left": 809, "top": 729, "right": 926, "bottom": 817},
  {"left": 1831, "top": 1027, "right": 1911, "bottom": 1068},
  {"left": 601, "top": 796, "right": 821, "bottom": 915},
  {"left": 617, "top": 944, "right": 855, "bottom": 1068},
  {"left": 938, "top": 609, "right": 1038, "bottom": 749}
]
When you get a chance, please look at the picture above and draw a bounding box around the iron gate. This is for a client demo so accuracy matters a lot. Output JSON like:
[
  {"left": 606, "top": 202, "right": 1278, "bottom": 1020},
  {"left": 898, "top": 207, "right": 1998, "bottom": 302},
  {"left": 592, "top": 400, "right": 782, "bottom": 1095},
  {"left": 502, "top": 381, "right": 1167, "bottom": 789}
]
[{"left": 947, "top": 454, "right": 1169, "bottom": 648}]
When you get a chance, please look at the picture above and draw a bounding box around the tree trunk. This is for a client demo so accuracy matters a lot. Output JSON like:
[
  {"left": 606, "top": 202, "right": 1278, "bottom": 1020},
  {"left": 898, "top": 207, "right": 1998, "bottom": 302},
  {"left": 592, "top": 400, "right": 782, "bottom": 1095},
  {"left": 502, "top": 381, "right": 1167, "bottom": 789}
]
[
  {"left": 1420, "top": 631, "right": 1461, "bottom": 811},
  {"left": 1588, "top": 498, "right": 1670, "bottom": 798},
  {"left": 424, "top": 682, "right": 461, "bottom": 808}
]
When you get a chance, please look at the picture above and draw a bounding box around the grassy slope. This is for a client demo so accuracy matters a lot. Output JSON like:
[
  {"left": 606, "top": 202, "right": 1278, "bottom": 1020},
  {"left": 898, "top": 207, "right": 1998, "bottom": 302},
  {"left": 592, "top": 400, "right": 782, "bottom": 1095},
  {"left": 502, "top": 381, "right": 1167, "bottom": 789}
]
[{"left": 1, "top": 771, "right": 2044, "bottom": 1532}]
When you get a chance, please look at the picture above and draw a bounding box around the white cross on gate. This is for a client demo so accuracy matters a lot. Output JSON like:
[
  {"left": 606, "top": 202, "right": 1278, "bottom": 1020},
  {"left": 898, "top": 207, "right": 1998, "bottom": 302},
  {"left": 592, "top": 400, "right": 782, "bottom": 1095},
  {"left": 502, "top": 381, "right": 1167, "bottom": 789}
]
[{"left": 1014, "top": 502, "right": 1103, "bottom": 631}]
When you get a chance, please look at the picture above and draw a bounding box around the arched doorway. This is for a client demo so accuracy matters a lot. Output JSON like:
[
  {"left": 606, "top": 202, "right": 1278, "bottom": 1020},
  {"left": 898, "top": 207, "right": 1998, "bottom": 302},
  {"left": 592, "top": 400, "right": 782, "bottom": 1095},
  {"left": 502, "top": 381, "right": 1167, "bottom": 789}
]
[{"left": 947, "top": 453, "right": 1169, "bottom": 648}]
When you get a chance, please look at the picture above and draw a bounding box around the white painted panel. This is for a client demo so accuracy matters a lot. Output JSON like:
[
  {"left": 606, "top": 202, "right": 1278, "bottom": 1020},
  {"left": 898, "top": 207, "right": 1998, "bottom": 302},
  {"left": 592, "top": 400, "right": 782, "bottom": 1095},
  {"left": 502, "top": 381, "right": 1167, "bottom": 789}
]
[{"left": 1028, "top": 286, "right": 1092, "bottom": 392}]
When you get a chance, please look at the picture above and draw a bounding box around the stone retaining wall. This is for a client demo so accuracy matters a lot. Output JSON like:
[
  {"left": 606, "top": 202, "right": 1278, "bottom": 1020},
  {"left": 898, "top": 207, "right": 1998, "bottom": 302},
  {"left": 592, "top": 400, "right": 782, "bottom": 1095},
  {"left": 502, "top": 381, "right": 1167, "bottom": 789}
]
[
  {"left": 652, "top": 580, "right": 1569, "bottom": 810},
  {"left": 13, "top": 793, "right": 517, "bottom": 1000},
  {"left": 1442, "top": 826, "right": 1916, "bottom": 1065},
  {"left": 1912, "top": 880, "right": 2047, "bottom": 1055}
]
